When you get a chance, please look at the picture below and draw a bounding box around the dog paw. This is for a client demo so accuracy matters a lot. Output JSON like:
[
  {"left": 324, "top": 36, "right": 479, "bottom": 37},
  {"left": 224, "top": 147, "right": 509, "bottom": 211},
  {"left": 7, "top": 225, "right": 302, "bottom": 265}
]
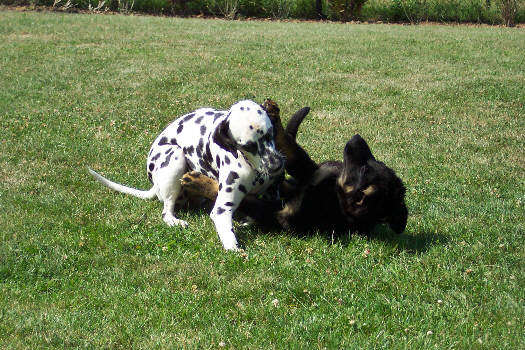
[
  {"left": 263, "top": 99, "right": 280, "bottom": 120},
  {"left": 220, "top": 237, "right": 240, "bottom": 251},
  {"left": 163, "top": 214, "right": 189, "bottom": 228},
  {"left": 275, "top": 210, "right": 293, "bottom": 231},
  {"left": 181, "top": 171, "right": 219, "bottom": 200},
  {"left": 224, "top": 245, "right": 242, "bottom": 252},
  {"left": 180, "top": 171, "right": 201, "bottom": 186},
  {"left": 239, "top": 216, "right": 255, "bottom": 227}
]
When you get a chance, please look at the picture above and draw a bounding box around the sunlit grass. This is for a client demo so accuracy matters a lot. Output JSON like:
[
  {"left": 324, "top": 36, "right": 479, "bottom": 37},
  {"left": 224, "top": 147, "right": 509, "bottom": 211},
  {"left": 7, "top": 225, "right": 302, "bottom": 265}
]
[{"left": 0, "top": 10, "right": 523, "bottom": 349}]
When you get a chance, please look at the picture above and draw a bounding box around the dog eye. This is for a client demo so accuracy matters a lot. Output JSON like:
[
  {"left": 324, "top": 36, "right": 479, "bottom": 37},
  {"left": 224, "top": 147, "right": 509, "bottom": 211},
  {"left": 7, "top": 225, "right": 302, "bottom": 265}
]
[
  {"left": 344, "top": 185, "right": 354, "bottom": 193},
  {"left": 362, "top": 185, "right": 376, "bottom": 196}
]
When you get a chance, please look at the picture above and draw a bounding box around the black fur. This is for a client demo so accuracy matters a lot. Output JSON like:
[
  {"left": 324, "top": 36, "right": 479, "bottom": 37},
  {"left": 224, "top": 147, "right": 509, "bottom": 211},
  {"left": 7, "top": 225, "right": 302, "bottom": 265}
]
[
  {"left": 238, "top": 120, "right": 408, "bottom": 235},
  {"left": 333, "top": 135, "right": 407, "bottom": 233},
  {"left": 281, "top": 107, "right": 318, "bottom": 181},
  {"left": 241, "top": 141, "right": 258, "bottom": 155},
  {"left": 212, "top": 119, "right": 238, "bottom": 156}
]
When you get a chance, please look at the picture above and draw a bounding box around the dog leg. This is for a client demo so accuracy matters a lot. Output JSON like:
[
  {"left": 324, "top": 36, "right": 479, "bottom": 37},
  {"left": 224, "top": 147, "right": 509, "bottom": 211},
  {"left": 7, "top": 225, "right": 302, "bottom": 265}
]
[
  {"left": 263, "top": 99, "right": 318, "bottom": 184},
  {"left": 210, "top": 192, "right": 242, "bottom": 250},
  {"left": 209, "top": 175, "right": 249, "bottom": 250},
  {"left": 210, "top": 209, "right": 239, "bottom": 251},
  {"left": 161, "top": 195, "right": 189, "bottom": 227},
  {"left": 152, "top": 147, "right": 189, "bottom": 228}
]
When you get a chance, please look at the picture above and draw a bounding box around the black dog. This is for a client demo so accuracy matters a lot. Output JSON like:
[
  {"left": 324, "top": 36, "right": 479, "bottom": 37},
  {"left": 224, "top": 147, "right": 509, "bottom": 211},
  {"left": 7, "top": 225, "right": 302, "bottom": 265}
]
[
  {"left": 182, "top": 103, "right": 408, "bottom": 236},
  {"left": 271, "top": 134, "right": 408, "bottom": 234}
]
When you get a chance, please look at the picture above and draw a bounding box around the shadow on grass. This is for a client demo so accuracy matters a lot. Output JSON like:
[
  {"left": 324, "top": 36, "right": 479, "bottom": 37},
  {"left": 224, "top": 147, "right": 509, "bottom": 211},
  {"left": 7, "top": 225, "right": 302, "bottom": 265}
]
[
  {"left": 176, "top": 203, "right": 447, "bottom": 255},
  {"left": 371, "top": 227, "right": 448, "bottom": 254},
  {"left": 237, "top": 222, "right": 448, "bottom": 255}
]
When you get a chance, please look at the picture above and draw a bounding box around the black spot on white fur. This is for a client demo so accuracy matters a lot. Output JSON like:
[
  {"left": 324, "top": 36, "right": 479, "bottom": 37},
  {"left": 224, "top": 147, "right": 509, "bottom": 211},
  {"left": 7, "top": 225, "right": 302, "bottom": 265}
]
[
  {"left": 196, "top": 139, "right": 204, "bottom": 158},
  {"left": 204, "top": 144, "right": 213, "bottom": 166},
  {"left": 160, "top": 152, "right": 173, "bottom": 168},
  {"left": 226, "top": 171, "right": 239, "bottom": 185},
  {"left": 182, "top": 113, "right": 195, "bottom": 122}
]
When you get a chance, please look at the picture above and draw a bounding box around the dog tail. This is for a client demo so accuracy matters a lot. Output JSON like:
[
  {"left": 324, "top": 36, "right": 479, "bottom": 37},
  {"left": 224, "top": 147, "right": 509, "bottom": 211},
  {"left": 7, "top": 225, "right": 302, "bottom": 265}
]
[
  {"left": 285, "top": 107, "right": 310, "bottom": 140},
  {"left": 87, "top": 167, "right": 157, "bottom": 200}
]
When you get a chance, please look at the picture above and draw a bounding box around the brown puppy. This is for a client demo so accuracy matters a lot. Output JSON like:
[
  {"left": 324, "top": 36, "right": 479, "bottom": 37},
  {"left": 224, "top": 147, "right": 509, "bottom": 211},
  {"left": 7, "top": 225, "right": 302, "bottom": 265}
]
[{"left": 181, "top": 101, "right": 408, "bottom": 235}]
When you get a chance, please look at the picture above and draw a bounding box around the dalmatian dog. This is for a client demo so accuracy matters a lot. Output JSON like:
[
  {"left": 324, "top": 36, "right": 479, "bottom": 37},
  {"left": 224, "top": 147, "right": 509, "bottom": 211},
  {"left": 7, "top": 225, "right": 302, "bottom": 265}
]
[{"left": 88, "top": 100, "right": 284, "bottom": 251}]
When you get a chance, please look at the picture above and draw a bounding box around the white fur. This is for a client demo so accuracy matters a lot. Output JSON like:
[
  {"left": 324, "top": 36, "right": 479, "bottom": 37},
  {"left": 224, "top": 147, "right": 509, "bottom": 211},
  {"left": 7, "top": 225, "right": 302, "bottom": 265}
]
[{"left": 89, "top": 100, "right": 283, "bottom": 251}]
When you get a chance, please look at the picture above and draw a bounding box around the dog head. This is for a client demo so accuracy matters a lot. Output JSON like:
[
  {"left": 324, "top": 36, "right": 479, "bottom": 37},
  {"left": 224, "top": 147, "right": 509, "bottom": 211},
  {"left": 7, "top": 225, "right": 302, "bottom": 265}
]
[
  {"left": 335, "top": 134, "right": 408, "bottom": 234},
  {"left": 213, "top": 100, "right": 284, "bottom": 175}
]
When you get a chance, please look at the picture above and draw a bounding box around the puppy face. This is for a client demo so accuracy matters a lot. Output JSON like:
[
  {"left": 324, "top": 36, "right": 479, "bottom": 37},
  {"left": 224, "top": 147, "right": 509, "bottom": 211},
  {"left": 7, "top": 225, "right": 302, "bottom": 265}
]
[
  {"left": 336, "top": 134, "right": 408, "bottom": 234},
  {"left": 213, "top": 100, "right": 284, "bottom": 175}
]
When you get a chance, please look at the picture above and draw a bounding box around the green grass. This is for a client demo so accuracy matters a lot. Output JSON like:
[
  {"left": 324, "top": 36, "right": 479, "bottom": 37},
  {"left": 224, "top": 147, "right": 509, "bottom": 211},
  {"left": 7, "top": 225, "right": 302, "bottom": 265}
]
[{"left": 1, "top": 9, "right": 524, "bottom": 349}]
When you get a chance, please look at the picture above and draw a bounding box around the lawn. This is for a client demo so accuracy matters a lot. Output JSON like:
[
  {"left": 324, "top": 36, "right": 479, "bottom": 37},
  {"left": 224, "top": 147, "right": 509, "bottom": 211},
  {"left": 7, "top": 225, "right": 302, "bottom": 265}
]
[{"left": 0, "top": 9, "right": 524, "bottom": 349}]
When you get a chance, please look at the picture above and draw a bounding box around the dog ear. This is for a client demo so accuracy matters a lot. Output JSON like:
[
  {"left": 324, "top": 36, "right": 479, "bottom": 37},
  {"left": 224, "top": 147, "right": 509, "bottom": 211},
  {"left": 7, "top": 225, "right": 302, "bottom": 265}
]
[
  {"left": 343, "top": 134, "right": 375, "bottom": 168},
  {"left": 285, "top": 107, "right": 310, "bottom": 140},
  {"left": 213, "top": 119, "right": 237, "bottom": 155}
]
